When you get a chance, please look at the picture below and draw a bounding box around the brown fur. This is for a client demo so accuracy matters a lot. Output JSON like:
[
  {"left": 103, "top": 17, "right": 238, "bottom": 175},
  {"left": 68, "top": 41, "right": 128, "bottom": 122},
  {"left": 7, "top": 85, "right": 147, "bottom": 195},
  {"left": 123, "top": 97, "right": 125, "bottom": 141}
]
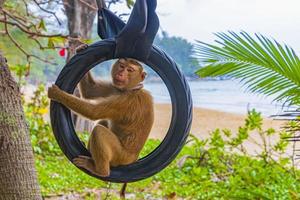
[{"left": 48, "top": 57, "right": 154, "bottom": 177}]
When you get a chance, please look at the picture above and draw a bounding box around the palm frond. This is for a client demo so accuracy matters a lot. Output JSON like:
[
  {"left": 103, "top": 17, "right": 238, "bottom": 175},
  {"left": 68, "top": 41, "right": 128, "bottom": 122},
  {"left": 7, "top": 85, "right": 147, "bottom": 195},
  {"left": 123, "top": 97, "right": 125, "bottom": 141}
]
[{"left": 195, "top": 31, "right": 300, "bottom": 106}]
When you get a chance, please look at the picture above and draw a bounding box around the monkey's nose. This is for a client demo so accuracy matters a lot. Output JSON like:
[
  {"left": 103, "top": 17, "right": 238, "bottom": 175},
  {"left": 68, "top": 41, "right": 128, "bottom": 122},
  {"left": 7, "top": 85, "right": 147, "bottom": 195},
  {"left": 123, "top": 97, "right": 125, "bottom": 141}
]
[{"left": 117, "top": 72, "right": 127, "bottom": 77}]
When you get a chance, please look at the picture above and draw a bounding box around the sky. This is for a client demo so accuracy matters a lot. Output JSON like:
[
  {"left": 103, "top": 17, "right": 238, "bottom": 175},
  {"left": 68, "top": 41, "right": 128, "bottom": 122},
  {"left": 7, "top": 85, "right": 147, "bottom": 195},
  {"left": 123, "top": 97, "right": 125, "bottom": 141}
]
[{"left": 111, "top": 0, "right": 300, "bottom": 51}]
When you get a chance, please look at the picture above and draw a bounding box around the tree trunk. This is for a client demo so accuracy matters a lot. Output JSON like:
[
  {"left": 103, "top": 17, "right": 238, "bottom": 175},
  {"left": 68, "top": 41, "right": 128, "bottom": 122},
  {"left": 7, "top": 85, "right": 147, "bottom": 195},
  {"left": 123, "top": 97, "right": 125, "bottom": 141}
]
[
  {"left": 63, "top": 0, "right": 98, "bottom": 132},
  {"left": 63, "top": 0, "right": 98, "bottom": 60},
  {"left": 0, "top": 0, "right": 4, "bottom": 8},
  {"left": 0, "top": 51, "right": 42, "bottom": 199}
]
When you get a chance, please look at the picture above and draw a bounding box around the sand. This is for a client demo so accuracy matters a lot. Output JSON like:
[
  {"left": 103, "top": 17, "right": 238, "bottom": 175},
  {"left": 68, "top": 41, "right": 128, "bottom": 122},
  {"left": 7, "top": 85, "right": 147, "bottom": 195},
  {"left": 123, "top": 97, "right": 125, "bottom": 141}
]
[
  {"left": 150, "top": 103, "right": 285, "bottom": 140},
  {"left": 73, "top": 103, "right": 295, "bottom": 157}
]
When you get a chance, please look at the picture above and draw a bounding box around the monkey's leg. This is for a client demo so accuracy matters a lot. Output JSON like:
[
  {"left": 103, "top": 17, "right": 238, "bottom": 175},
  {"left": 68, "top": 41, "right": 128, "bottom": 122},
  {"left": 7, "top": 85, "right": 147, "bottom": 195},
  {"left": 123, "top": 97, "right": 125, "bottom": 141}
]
[{"left": 87, "top": 125, "right": 122, "bottom": 177}]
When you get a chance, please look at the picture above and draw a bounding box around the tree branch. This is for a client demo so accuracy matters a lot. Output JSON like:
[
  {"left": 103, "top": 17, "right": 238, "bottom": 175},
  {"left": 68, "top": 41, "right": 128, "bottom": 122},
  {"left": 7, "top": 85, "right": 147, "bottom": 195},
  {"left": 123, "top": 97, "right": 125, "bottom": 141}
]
[
  {"left": 36, "top": 0, "right": 63, "bottom": 5},
  {"left": 107, "top": 0, "right": 117, "bottom": 9},
  {"left": 31, "top": 36, "right": 63, "bottom": 50},
  {"left": 0, "top": 13, "right": 68, "bottom": 39},
  {"left": 3, "top": 13, "right": 57, "bottom": 65},
  {"left": 78, "top": 0, "right": 98, "bottom": 10},
  {"left": 2, "top": 9, "right": 30, "bottom": 29},
  {"left": 32, "top": 0, "right": 62, "bottom": 25},
  {"left": 23, "top": 0, "right": 31, "bottom": 17}
]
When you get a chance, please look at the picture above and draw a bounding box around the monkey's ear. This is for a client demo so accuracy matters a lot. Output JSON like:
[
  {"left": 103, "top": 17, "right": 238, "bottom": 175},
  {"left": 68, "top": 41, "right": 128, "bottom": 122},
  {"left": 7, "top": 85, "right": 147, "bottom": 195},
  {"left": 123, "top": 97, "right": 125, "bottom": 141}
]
[{"left": 141, "top": 72, "right": 147, "bottom": 81}]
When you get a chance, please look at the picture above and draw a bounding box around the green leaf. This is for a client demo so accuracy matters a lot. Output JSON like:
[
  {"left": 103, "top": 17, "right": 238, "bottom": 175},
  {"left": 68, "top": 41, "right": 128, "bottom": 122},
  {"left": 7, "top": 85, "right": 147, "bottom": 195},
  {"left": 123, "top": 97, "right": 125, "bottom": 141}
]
[
  {"left": 126, "top": 0, "right": 134, "bottom": 8},
  {"left": 80, "top": 38, "right": 92, "bottom": 44},
  {"left": 50, "top": 36, "right": 66, "bottom": 44},
  {"left": 38, "top": 19, "right": 47, "bottom": 31},
  {"left": 266, "top": 128, "right": 276, "bottom": 136},
  {"left": 47, "top": 38, "right": 55, "bottom": 49},
  {"left": 195, "top": 31, "right": 300, "bottom": 106},
  {"left": 245, "top": 109, "right": 263, "bottom": 131}
]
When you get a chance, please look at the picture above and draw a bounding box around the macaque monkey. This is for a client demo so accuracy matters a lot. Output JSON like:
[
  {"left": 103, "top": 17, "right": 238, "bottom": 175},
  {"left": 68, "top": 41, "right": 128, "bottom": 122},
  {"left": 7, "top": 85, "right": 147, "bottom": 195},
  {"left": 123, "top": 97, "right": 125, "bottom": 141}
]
[{"left": 48, "top": 48, "right": 154, "bottom": 177}]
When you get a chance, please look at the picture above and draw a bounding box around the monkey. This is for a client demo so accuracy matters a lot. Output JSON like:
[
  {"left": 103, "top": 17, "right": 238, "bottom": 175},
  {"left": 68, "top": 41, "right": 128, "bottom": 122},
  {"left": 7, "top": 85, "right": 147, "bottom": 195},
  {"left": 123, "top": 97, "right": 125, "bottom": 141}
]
[{"left": 48, "top": 53, "right": 154, "bottom": 177}]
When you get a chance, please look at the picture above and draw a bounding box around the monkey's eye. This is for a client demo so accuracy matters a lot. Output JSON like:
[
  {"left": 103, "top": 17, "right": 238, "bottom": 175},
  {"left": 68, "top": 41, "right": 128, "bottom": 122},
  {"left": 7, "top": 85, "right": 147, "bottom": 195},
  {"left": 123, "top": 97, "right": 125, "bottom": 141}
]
[
  {"left": 119, "top": 64, "right": 126, "bottom": 69},
  {"left": 127, "top": 67, "right": 135, "bottom": 73}
]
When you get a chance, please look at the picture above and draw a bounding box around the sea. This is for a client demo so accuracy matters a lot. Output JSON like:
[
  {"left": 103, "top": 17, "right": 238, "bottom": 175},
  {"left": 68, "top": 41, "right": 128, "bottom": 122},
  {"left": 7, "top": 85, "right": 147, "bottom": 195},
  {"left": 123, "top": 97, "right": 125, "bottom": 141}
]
[{"left": 144, "top": 79, "right": 291, "bottom": 117}]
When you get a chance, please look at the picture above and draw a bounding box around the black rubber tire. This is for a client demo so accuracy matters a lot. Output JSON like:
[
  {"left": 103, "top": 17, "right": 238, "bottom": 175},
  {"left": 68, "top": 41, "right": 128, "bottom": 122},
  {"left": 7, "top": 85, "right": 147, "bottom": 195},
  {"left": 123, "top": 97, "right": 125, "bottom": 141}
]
[{"left": 50, "top": 39, "right": 193, "bottom": 183}]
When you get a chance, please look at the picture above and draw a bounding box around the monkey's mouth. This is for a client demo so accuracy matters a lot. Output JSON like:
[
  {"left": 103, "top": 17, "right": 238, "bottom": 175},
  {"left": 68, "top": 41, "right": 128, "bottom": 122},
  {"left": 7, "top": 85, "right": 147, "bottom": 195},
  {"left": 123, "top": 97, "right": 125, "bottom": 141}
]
[{"left": 113, "top": 78, "right": 126, "bottom": 85}]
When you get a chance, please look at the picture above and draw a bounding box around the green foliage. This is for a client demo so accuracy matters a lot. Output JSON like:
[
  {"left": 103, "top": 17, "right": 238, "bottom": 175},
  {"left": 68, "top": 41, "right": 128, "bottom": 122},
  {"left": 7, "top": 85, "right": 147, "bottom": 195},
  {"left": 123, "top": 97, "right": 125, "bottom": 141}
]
[
  {"left": 9, "top": 64, "right": 30, "bottom": 86},
  {"left": 0, "top": 28, "right": 65, "bottom": 83},
  {"left": 24, "top": 84, "right": 60, "bottom": 156},
  {"left": 38, "top": 19, "right": 47, "bottom": 32},
  {"left": 135, "top": 110, "right": 299, "bottom": 199},
  {"left": 34, "top": 109, "right": 300, "bottom": 199},
  {"left": 35, "top": 156, "right": 108, "bottom": 196},
  {"left": 1, "top": 0, "right": 66, "bottom": 84},
  {"left": 195, "top": 31, "right": 300, "bottom": 106},
  {"left": 22, "top": 83, "right": 298, "bottom": 199},
  {"left": 35, "top": 140, "right": 162, "bottom": 197},
  {"left": 139, "top": 139, "right": 161, "bottom": 158},
  {"left": 126, "top": 0, "right": 135, "bottom": 8},
  {"left": 155, "top": 31, "right": 199, "bottom": 77}
]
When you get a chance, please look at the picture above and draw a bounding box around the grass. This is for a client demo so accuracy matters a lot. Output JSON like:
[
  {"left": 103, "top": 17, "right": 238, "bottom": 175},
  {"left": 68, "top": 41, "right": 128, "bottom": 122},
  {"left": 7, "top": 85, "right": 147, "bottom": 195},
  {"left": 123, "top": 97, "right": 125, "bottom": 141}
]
[
  {"left": 36, "top": 135, "right": 300, "bottom": 199},
  {"left": 35, "top": 139, "right": 162, "bottom": 198},
  {"left": 36, "top": 156, "right": 107, "bottom": 196}
]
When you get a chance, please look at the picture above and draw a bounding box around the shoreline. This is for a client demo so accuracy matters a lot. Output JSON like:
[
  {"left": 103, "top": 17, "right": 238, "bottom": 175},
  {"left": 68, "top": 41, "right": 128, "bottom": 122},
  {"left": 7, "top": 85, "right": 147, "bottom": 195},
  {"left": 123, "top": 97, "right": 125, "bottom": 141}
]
[{"left": 150, "top": 103, "right": 285, "bottom": 140}]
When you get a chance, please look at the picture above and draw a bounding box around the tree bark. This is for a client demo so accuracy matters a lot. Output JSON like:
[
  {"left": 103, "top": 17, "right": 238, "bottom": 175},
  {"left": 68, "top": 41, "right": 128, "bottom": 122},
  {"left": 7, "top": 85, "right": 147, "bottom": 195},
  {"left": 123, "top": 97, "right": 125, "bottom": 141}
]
[
  {"left": 63, "top": 0, "right": 98, "bottom": 60},
  {"left": 0, "top": 51, "right": 42, "bottom": 199},
  {"left": 0, "top": 0, "right": 4, "bottom": 9},
  {"left": 63, "top": 0, "right": 98, "bottom": 132}
]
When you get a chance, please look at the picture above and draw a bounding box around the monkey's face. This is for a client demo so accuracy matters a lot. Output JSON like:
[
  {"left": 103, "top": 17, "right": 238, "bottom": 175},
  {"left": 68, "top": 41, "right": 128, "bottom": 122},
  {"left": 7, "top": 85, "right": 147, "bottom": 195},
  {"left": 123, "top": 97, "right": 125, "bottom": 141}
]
[{"left": 112, "top": 58, "right": 146, "bottom": 89}]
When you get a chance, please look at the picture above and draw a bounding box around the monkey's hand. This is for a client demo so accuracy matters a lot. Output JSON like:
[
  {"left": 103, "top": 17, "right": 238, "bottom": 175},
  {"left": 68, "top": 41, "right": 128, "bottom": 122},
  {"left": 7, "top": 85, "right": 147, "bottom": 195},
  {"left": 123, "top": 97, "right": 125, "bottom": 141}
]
[
  {"left": 76, "top": 44, "right": 88, "bottom": 53},
  {"left": 48, "top": 84, "right": 63, "bottom": 102}
]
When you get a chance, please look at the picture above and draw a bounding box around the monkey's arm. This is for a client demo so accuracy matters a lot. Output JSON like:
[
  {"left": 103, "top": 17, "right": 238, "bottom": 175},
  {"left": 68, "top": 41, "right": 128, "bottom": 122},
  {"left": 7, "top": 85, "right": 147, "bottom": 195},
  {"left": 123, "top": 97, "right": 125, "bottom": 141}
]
[
  {"left": 79, "top": 72, "right": 98, "bottom": 98},
  {"left": 48, "top": 85, "right": 123, "bottom": 120},
  {"left": 76, "top": 43, "right": 113, "bottom": 98},
  {"left": 49, "top": 85, "right": 99, "bottom": 120},
  {"left": 79, "top": 72, "right": 112, "bottom": 99}
]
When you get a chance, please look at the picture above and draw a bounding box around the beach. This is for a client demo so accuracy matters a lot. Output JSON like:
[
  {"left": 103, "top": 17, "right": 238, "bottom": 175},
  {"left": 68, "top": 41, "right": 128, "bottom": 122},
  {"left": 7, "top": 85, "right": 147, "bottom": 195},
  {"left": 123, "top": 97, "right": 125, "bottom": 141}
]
[
  {"left": 150, "top": 103, "right": 285, "bottom": 140},
  {"left": 71, "top": 103, "right": 295, "bottom": 157}
]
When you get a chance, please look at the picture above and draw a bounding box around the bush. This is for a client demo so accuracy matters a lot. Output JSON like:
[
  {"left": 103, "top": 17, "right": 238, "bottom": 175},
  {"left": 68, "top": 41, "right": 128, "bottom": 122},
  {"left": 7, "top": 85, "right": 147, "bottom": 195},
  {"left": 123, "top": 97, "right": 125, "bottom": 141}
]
[
  {"left": 141, "top": 110, "right": 300, "bottom": 199},
  {"left": 24, "top": 84, "right": 61, "bottom": 156}
]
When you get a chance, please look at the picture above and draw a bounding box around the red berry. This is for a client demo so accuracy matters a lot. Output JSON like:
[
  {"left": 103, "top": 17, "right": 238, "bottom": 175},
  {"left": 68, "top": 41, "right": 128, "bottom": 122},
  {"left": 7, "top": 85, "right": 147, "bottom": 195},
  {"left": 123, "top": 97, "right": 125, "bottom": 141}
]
[{"left": 59, "top": 48, "right": 66, "bottom": 57}]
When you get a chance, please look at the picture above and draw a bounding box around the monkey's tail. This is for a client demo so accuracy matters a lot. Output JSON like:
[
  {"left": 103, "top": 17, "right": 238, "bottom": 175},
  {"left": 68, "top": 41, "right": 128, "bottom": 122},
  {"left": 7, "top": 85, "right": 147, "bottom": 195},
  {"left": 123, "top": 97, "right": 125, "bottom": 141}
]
[{"left": 120, "top": 183, "right": 127, "bottom": 199}]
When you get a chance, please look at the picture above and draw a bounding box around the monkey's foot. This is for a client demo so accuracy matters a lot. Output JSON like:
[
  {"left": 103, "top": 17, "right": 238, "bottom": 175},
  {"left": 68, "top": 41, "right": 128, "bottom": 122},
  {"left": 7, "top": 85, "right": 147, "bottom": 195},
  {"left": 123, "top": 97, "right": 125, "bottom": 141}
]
[
  {"left": 73, "top": 155, "right": 94, "bottom": 171},
  {"left": 73, "top": 155, "right": 110, "bottom": 177}
]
